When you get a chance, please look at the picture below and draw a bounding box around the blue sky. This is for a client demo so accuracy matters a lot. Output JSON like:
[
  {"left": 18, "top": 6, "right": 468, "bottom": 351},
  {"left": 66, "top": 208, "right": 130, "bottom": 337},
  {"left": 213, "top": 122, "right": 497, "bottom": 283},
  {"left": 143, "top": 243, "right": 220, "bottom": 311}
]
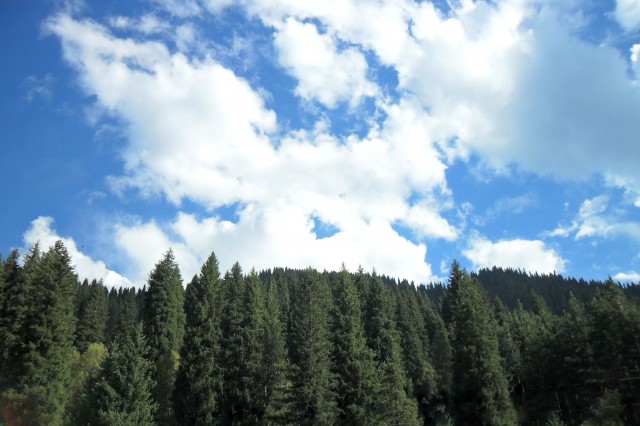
[{"left": 2, "top": 0, "right": 640, "bottom": 287}]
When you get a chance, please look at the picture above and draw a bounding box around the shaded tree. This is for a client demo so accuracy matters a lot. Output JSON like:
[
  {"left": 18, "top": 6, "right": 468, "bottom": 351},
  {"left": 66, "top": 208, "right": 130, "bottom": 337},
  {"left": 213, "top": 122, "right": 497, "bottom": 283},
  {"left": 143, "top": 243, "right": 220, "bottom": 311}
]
[
  {"left": 174, "top": 252, "right": 222, "bottom": 425},
  {"left": 142, "top": 250, "right": 185, "bottom": 425},
  {"left": 448, "top": 263, "right": 516, "bottom": 425},
  {"left": 289, "top": 268, "right": 337, "bottom": 424}
]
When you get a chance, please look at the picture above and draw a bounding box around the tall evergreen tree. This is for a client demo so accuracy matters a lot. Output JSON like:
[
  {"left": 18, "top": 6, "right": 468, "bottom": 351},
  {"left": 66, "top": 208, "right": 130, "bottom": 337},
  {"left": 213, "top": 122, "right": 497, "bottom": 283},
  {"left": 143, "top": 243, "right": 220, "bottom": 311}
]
[
  {"left": 448, "top": 263, "right": 516, "bottom": 425},
  {"left": 174, "top": 252, "right": 222, "bottom": 425},
  {"left": 363, "top": 273, "right": 420, "bottom": 425},
  {"left": 93, "top": 322, "right": 157, "bottom": 426},
  {"left": 330, "top": 266, "right": 379, "bottom": 424},
  {"left": 289, "top": 268, "right": 337, "bottom": 424},
  {"left": 396, "top": 282, "right": 436, "bottom": 411},
  {"left": 588, "top": 280, "right": 640, "bottom": 423},
  {"left": 142, "top": 249, "right": 185, "bottom": 425},
  {"left": 1, "top": 242, "right": 77, "bottom": 426},
  {"left": 75, "top": 279, "right": 108, "bottom": 352},
  {"left": 0, "top": 250, "right": 28, "bottom": 385},
  {"left": 261, "top": 278, "right": 290, "bottom": 423},
  {"left": 218, "top": 262, "right": 249, "bottom": 423}
]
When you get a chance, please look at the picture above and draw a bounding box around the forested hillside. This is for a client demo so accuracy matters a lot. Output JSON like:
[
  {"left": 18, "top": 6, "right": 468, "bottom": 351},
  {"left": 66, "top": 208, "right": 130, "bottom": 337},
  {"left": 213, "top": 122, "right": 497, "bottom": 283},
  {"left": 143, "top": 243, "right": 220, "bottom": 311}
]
[{"left": 1, "top": 242, "right": 639, "bottom": 425}]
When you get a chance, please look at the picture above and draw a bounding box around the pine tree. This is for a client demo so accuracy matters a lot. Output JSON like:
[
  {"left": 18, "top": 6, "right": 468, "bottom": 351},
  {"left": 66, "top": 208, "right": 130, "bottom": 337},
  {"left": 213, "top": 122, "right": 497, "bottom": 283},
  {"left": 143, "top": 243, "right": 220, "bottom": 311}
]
[
  {"left": 363, "top": 273, "right": 420, "bottom": 426},
  {"left": 448, "top": 263, "right": 516, "bottom": 425},
  {"left": 261, "top": 278, "right": 290, "bottom": 423},
  {"left": 218, "top": 262, "right": 249, "bottom": 423},
  {"left": 0, "top": 250, "right": 28, "bottom": 385},
  {"left": 93, "top": 322, "right": 157, "bottom": 426},
  {"left": 142, "top": 249, "right": 185, "bottom": 425},
  {"left": 289, "top": 268, "right": 337, "bottom": 424},
  {"left": 396, "top": 282, "right": 436, "bottom": 411},
  {"left": 417, "top": 289, "right": 452, "bottom": 401},
  {"left": 330, "top": 266, "right": 379, "bottom": 424},
  {"left": 0, "top": 242, "right": 77, "bottom": 426},
  {"left": 588, "top": 280, "right": 640, "bottom": 423},
  {"left": 105, "top": 286, "right": 120, "bottom": 342},
  {"left": 75, "top": 279, "right": 108, "bottom": 351},
  {"left": 174, "top": 252, "right": 222, "bottom": 425}
]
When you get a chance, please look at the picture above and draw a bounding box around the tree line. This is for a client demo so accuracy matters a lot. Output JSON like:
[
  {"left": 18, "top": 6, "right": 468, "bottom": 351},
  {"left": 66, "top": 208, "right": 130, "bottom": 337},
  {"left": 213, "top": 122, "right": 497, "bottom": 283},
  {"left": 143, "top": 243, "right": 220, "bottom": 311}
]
[{"left": 0, "top": 241, "right": 639, "bottom": 425}]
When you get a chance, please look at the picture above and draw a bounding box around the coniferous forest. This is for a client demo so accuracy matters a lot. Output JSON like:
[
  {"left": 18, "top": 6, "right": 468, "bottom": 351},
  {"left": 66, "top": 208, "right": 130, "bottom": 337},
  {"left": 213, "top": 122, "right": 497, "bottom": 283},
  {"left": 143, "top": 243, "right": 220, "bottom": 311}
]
[{"left": 1, "top": 242, "right": 640, "bottom": 425}]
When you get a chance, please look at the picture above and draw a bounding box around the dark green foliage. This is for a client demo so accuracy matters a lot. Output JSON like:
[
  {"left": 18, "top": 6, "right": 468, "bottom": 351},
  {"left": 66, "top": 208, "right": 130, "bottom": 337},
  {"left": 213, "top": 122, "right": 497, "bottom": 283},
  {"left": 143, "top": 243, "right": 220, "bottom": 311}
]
[
  {"left": 330, "top": 266, "right": 379, "bottom": 424},
  {"left": 93, "top": 322, "right": 157, "bottom": 426},
  {"left": 448, "top": 263, "right": 516, "bottom": 425},
  {"left": 3, "top": 245, "right": 640, "bottom": 425},
  {"left": 142, "top": 249, "right": 185, "bottom": 425},
  {"left": 289, "top": 268, "right": 337, "bottom": 424},
  {"left": 174, "top": 252, "right": 222, "bottom": 425},
  {"left": 0, "top": 242, "right": 77, "bottom": 426},
  {"left": 395, "top": 281, "right": 436, "bottom": 406},
  {"left": 0, "top": 250, "right": 29, "bottom": 385},
  {"left": 217, "top": 262, "right": 250, "bottom": 423},
  {"left": 261, "top": 278, "right": 290, "bottom": 423},
  {"left": 363, "top": 273, "right": 420, "bottom": 426},
  {"left": 75, "top": 279, "right": 108, "bottom": 351},
  {"left": 588, "top": 280, "right": 640, "bottom": 423}
]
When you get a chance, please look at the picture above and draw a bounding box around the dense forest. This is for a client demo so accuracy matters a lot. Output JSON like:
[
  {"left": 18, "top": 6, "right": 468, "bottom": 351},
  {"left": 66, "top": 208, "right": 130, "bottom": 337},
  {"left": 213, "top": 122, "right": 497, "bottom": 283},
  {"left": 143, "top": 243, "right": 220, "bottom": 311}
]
[{"left": 1, "top": 241, "right": 639, "bottom": 425}]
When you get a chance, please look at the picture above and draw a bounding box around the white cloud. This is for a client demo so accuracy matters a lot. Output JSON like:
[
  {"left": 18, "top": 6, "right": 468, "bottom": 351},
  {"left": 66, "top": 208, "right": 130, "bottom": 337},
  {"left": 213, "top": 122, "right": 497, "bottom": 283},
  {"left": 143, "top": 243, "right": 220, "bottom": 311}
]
[
  {"left": 47, "top": 14, "right": 455, "bottom": 285},
  {"left": 463, "top": 235, "right": 566, "bottom": 274},
  {"left": 246, "top": 0, "right": 640, "bottom": 189},
  {"left": 548, "top": 195, "right": 640, "bottom": 241},
  {"left": 612, "top": 271, "right": 640, "bottom": 283},
  {"left": 632, "top": 44, "right": 640, "bottom": 62},
  {"left": 115, "top": 207, "right": 434, "bottom": 285},
  {"left": 23, "top": 217, "right": 132, "bottom": 288},
  {"left": 108, "top": 14, "right": 171, "bottom": 35},
  {"left": 274, "top": 18, "right": 377, "bottom": 108},
  {"left": 23, "top": 74, "right": 54, "bottom": 103},
  {"left": 151, "top": 0, "right": 201, "bottom": 18},
  {"left": 614, "top": 0, "right": 640, "bottom": 31}
]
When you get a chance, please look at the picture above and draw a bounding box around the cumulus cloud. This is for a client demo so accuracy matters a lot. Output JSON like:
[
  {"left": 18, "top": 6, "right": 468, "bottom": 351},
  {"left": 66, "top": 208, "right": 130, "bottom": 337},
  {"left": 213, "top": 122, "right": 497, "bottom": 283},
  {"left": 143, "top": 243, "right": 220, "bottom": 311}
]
[
  {"left": 23, "top": 217, "right": 132, "bottom": 288},
  {"left": 463, "top": 235, "right": 566, "bottom": 274},
  {"left": 47, "top": 13, "right": 454, "bottom": 285},
  {"left": 246, "top": 0, "right": 640, "bottom": 188},
  {"left": 614, "top": 0, "right": 640, "bottom": 31},
  {"left": 115, "top": 207, "right": 434, "bottom": 284},
  {"left": 613, "top": 271, "right": 640, "bottom": 283},
  {"left": 45, "top": 1, "right": 640, "bottom": 284},
  {"left": 274, "top": 18, "right": 377, "bottom": 108}
]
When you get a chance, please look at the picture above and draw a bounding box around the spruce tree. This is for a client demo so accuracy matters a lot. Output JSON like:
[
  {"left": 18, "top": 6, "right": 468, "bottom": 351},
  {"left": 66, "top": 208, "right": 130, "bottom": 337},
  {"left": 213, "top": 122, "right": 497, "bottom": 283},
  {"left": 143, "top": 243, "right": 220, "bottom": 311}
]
[
  {"left": 1, "top": 242, "right": 77, "bottom": 426},
  {"left": 289, "top": 268, "right": 337, "bottom": 424},
  {"left": 0, "top": 250, "right": 28, "bottom": 385},
  {"left": 330, "top": 266, "right": 379, "bottom": 424},
  {"left": 396, "top": 282, "right": 436, "bottom": 410},
  {"left": 142, "top": 249, "right": 185, "bottom": 425},
  {"left": 363, "top": 273, "right": 420, "bottom": 426},
  {"left": 75, "top": 279, "right": 108, "bottom": 351},
  {"left": 218, "top": 262, "right": 249, "bottom": 423},
  {"left": 448, "top": 263, "right": 516, "bottom": 425},
  {"left": 174, "top": 252, "right": 222, "bottom": 425},
  {"left": 261, "top": 278, "right": 290, "bottom": 423},
  {"left": 93, "top": 322, "right": 157, "bottom": 426}
]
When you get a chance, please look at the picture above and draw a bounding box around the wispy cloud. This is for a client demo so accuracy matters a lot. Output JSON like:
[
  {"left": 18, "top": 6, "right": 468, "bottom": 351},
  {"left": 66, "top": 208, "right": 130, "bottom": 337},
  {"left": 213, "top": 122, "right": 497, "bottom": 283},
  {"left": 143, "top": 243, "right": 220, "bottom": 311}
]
[
  {"left": 548, "top": 195, "right": 640, "bottom": 241},
  {"left": 23, "top": 74, "right": 54, "bottom": 103}
]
